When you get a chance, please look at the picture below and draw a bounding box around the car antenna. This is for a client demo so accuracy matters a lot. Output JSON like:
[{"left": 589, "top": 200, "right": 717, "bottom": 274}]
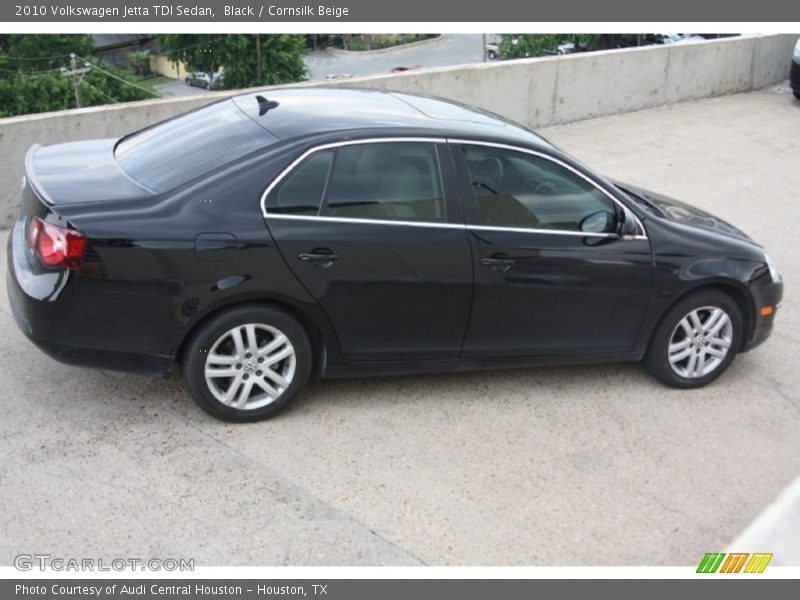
[{"left": 256, "top": 95, "right": 279, "bottom": 116}]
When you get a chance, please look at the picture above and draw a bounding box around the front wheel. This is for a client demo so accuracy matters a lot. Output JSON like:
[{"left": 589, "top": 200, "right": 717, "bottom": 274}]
[
  {"left": 645, "top": 290, "right": 742, "bottom": 388},
  {"left": 181, "top": 306, "right": 312, "bottom": 421},
  {"left": 794, "top": 90, "right": 800, "bottom": 100}
]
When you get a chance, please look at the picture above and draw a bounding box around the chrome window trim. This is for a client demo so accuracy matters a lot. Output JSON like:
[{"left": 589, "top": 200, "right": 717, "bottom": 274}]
[
  {"left": 448, "top": 138, "right": 648, "bottom": 240},
  {"left": 259, "top": 136, "right": 647, "bottom": 241},
  {"left": 259, "top": 137, "right": 447, "bottom": 220},
  {"left": 265, "top": 213, "right": 465, "bottom": 230}
]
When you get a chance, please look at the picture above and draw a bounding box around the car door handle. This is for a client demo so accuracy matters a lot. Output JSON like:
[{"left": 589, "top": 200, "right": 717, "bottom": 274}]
[
  {"left": 480, "top": 256, "right": 515, "bottom": 272},
  {"left": 298, "top": 250, "right": 339, "bottom": 268}
]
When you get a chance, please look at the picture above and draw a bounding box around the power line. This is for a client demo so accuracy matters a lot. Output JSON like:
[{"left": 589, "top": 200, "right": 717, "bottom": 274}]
[
  {"left": 0, "top": 52, "right": 72, "bottom": 61},
  {"left": 80, "top": 78, "right": 118, "bottom": 104},
  {"left": 0, "top": 65, "right": 64, "bottom": 74},
  {"left": 78, "top": 57, "right": 161, "bottom": 97}
]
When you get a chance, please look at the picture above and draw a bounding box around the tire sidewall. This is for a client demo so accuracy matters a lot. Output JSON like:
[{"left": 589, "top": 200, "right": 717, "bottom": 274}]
[
  {"left": 646, "top": 291, "right": 743, "bottom": 389},
  {"left": 182, "top": 306, "right": 312, "bottom": 422}
]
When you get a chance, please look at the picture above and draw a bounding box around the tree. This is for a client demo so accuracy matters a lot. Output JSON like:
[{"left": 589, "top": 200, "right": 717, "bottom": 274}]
[
  {"left": 127, "top": 49, "right": 151, "bottom": 76},
  {"left": 159, "top": 34, "right": 307, "bottom": 90},
  {"left": 0, "top": 34, "right": 157, "bottom": 117}
]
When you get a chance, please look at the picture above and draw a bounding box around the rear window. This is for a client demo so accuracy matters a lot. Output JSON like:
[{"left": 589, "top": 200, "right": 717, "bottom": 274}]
[{"left": 114, "top": 100, "right": 276, "bottom": 193}]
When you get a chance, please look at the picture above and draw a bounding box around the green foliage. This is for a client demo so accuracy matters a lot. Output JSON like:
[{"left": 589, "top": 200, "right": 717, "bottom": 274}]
[
  {"left": 159, "top": 34, "right": 307, "bottom": 89},
  {"left": 127, "top": 49, "right": 151, "bottom": 76},
  {"left": 0, "top": 34, "right": 155, "bottom": 117},
  {"left": 499, "top": 34, "right": 602, "bottom": 58}
]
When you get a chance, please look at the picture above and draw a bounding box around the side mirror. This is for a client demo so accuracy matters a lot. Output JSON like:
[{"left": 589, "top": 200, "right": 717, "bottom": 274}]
[
  {"left": 580, "top": 210, "right": 614, "bottom": 234},
  {"left": 617, "top": 210, "right": 639, "bottom": 238}
]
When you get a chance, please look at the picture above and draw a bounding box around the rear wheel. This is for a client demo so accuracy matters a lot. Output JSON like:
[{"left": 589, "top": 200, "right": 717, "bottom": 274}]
[
  {"left": 645, "top": 290, "right": 742, "bottom": 388},
  {"left": 794, "top": 90, "right": 800, "bottom": 99},
  {"left": 182, "top": 306, "right": 312, "bottom": 421}
]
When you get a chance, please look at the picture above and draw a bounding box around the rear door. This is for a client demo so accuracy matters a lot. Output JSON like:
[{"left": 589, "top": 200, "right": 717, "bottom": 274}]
[{"left": 263, "top": 139, "right": 474, "bottom": 362}]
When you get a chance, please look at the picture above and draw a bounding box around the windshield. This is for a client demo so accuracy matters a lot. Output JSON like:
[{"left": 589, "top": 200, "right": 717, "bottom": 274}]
[{"left": 114, "top": 100, "right": 277, "bottom": 193}]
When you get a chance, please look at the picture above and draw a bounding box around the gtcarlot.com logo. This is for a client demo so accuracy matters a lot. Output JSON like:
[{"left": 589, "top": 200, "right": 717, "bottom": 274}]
[
  {"left": 697, "top": 552, "right": 773, "bottom": 573},
  {"left": 14, "top": 554, "right": 194, "bottom": 572}
]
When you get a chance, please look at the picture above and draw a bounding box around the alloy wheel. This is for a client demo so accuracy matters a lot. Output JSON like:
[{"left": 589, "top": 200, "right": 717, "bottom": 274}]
[
  {"left": 204, "top": 323, "right": 296, "bottom": 410},
  {"left": 667, "top": 306, "right": 733, "bottom": 379}
]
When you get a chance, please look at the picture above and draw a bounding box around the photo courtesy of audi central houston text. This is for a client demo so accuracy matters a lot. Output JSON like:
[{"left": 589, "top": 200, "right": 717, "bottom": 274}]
[{"left": 7, "top": 86, "right": 783, "bottom": 422}]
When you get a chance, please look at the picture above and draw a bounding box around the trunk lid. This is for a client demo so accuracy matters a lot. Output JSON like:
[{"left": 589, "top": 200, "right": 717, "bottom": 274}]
[{"left": 26, "top": 139, "right": 153, "bottom": 206}]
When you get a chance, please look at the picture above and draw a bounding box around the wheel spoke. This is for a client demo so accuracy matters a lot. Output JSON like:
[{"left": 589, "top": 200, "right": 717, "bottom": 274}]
[
  {"left": 677, "top": 317, "right": 693, "bottom": 337},
  {"left": 231, "top": 327, "right": 246, "bottom": 358},
  {"left": 221, "top": 376, "right": 243, "bottom": 406},
  {"left": 253, "top": 377, "right": 279, "bottom": 399},
  {"left": 264, "top": 346, "right": 293, "bottom": 367},
  {"left": 669, "top": 347, "right": 693, "bottom": 363},
  {"left": 702, "top": 308, "right": 722, "bottom": 333},
  {"left": 705, "top": 346, "right": 726, "bottom": 359},
  {"left": 686, "top": 352, "right": 698, "bottom": 377},
  {"left": 709, "top": 335, "right": 731, "bottom": 349},
  {"left": 669, "top": 338, "right": 692, "bottom": 353},
  {"left": 206, "top": 353, "right": 238, "bottom": 366},
  {"left": 695, "top": 352, "right": 707, "bottom": 376},
  {"left": 234, "top": 379, "right": 255, "bottom": 409},
  {"left": 708, "top": 313, "right": 729, "bottom": 336},
  {"left": 245, "top": 324, "right": 259, "bottom": 354},
  {"left": 259, "top": 334, "right": 287, "bottom": 356},
  {"left": 688, "top": 311, "right": 703, "bottom": 333},
  {"left": 262, "top": 367, "right": 290, "bottom": 389},
  {"left": 205, "top": 367, "right": 239, "bottom": 378}
]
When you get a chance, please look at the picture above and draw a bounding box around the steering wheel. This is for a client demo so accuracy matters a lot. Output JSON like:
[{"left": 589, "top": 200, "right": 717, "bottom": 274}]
[
  {"left": 525, "top": 178, "right": 557, "bottom": 195},
  {"left": 472, "top": 178, "right": 498, "bottom": 195}
]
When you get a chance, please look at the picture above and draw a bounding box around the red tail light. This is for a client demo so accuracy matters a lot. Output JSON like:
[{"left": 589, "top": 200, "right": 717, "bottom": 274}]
[{"left": 26, "top": 217, "right": 87, "bottom": 268}]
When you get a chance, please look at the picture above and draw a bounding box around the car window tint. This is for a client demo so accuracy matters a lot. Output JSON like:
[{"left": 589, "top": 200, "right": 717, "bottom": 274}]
[
  {"left": 115, "top": 100, "right": 277, "bottom": 193},
  {"left": 325, "top": 142, "right": 445, "bottom": 223},
  {"left": 463, "top": 145, "right": 617, "bottom": 233},
  {"left": 266, "top": 149, "right": 333, "bottom": 215}
]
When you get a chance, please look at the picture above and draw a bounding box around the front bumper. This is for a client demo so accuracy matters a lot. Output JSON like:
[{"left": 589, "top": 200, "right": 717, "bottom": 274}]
[{"left": 742, "top": 277, "right": 783, "bottom": 352}]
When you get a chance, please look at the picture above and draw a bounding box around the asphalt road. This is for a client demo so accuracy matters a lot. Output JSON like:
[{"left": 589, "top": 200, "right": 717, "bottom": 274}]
[{"left": 1, "top": 84, "right": 798, "bottom": 566}]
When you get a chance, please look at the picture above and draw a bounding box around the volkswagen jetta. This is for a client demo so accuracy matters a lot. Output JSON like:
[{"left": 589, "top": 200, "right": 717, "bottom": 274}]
[{"left": 7, "top": 88, "right": 783, "bottom": 421}]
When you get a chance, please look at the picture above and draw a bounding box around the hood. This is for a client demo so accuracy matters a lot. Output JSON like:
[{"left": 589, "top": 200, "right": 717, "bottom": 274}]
[
  {"left": 27, "top": 139, "right": 153, "bottom": 205},
  {"left": 615, "top": 181, "right": 752, "bottom": 242}
]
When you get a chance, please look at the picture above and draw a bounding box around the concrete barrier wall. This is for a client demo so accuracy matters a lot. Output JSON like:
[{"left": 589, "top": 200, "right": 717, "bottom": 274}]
[{"left": 1, "top": 33, "right": 796, "bottom": 227}]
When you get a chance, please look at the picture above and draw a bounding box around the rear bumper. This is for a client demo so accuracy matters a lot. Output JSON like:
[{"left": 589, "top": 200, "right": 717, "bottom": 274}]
[{"left": 6, "top": 225, "right": 174, "bottom": 376}]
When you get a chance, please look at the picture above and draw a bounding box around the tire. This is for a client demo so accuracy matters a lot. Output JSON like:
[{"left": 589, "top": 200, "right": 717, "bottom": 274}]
[
  {"left": 181, "top": 305, "right": 312, "bottom": 422},
  {"left": 185, "top": 78, "right": 191, "bottom": 86},
  {"left": 205, "top": 82, "right": 211, "bottom": 90},
  {"left": 794, "top": 90, "right": 800, "bottom": 100},
  {"left": 644, "top": 289, "right": 743, "bottom": 389},
  {"left": 487, "top": 50, "right": 497, "bottom": 60}
]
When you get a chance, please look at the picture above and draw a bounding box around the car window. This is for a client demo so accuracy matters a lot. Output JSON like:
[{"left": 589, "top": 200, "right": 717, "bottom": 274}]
[
  {"left": 462, "top": 145, "right": 617, "bottom": 233},
  {"left": 324, "top": 142, "right": 445, "bottom": 223},
  {"left": 115, "top": 100, "right": 277, "bottom": 193},
  {"left": 266, "top": 149, "right": 333, "bottom": 215}
]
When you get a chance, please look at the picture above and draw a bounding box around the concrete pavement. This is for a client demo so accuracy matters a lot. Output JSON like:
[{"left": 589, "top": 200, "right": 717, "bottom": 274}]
[{"left": 0, "top": 85, "right": 798, "bottom": 566}]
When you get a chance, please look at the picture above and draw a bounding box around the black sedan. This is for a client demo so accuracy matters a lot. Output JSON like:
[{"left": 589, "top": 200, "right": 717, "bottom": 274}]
[
  {"left": 7, "top": 88, "right": 783, "bottom": 421},
  {"left": 791, "top": 37, "right": 800, "bottom": 99}
]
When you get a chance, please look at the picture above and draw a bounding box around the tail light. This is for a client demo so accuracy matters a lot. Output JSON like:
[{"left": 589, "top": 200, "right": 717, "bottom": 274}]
[{"left": 26, "top": 216, "right": 87, "bottom": 268}]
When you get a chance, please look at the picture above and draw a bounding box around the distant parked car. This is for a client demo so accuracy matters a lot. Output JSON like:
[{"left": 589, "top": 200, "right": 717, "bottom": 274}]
[
  {"left": 185, "top": 71, "right": 223, "bottom": 91},
  {"left": 791, "top": 38, "right": 800, "bottom": 99},
  {"left": 390, "top": 65, "right": 422, "bottom": 73},
  {"left": 486, "top": 42, "right": 500, "bottom": 60}
]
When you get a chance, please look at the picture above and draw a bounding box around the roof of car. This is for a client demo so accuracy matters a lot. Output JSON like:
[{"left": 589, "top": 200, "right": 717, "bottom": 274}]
[{"left": 230, "top": 87, "right": 553, "bottom": 149}]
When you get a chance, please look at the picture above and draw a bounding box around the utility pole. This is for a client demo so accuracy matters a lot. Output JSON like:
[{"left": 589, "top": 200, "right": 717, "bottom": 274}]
[
  {"left": 255, "top": 35, "right": 262, "bottom": 82},
  {"left": 61, "top": 53, "right": 91, "bottom": 108}
]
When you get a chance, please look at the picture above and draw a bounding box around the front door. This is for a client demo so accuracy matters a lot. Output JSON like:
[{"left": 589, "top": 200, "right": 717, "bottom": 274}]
[{"left": 452, "top": 141, "right": 653, "bottom": 358}]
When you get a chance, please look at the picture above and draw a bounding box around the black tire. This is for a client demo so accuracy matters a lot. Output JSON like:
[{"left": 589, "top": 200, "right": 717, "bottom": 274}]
[
  {"left": 794, "top": 90, "right": 800, "bottom": 100},
  {"left": 181, "top": 305, "right": 312, "bottom": 422},
  {"left": 185, "top": 78, "right": 191, "bottom": 86},
  {"left": 644, "top": 289, "right": 743, "bottom": 389},
  {"left": 487, "top": 50, "right": 497, "bottom": 60}
]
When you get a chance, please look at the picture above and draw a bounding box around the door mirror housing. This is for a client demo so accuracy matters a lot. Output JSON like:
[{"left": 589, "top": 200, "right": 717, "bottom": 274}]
[
  {"left": 617, "top": 210, "right": 639, "bottom": 238},
  {"left": 580, "top": 210, "right": 615, "bottom": 234}
]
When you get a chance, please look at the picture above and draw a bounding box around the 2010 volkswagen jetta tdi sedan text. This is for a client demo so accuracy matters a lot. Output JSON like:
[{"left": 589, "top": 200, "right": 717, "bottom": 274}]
[{"left": 7, "top": 88, "right": 783, "bottom": 421}]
